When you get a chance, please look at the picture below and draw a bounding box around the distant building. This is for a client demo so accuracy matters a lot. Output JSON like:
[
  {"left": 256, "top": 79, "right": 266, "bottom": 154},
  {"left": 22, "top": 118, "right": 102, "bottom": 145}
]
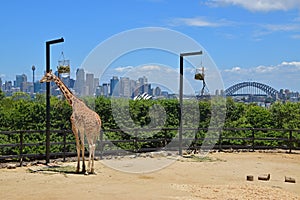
[
  {"left": 110, "top": 76, "right": 119, "bottom": 96},
  {"left": 102, "top": 83, "right": 110, "bottom": 97},
  {"left": 130, "top": 80, "right": 137, "bottom": 98},
  {"left": 74, "top": 68, "right": 85, "bottom": 96},
  {"left": 61, "top": 75, "right": 71, "bottom": 88},
  {"left": 120, "top": 77, "right": 131, "bottom": 97},
  {"left": 138, "top": 76, "right": 148, "bottom": 94},
  {"left": 86, "top": 73, "right": 94, "bottom": 96},
  {"left": 15, "top": 74, "right": 28, "bottom": 92},
  {"left": 3, "top": 81, "right": 13, "bottom": 96},
  {"left": 94, "top": 78, "right": 99, "bottom": 92},
  {"left": 95, "top": 86, "right": 102, "bottom": 96},
  {"left": 34, "top": 81, "right": 42, "bottom": 93},
  {"left": 154, "top": 86, "right": 161, "bottom": 96}
]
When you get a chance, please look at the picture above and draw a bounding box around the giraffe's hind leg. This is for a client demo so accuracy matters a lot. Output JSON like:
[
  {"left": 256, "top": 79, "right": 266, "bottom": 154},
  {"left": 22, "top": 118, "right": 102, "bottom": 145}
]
[
  {"left": 80, "top": 138, "right": 87, "bottom": 174},
  {"left": 90, "top": 144, "right": 96, "bottom": 174},
  {"left": 87, "top": 144, "right": 92, "bottom": 174},
  {"left": 71, "top": 116, "right": 80, "bottom": 173},
  {"left": 87, "top": 136, "right": 96, "bottom": 174}
]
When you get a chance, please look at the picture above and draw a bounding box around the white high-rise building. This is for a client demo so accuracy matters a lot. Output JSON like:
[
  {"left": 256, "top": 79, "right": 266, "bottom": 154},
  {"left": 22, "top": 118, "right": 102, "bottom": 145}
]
[
  {"left": 94, "top": 78, "right": 99, "bottom": 91},
  {"left": 120, "top": 77, "right": 130, "bottom": 97},
  {"left": 86, "top": 73, "right": 94, "bottom": 96}
]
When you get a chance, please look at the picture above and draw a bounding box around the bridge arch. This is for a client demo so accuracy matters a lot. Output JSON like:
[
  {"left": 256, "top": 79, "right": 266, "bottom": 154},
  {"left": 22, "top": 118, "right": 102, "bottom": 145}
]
[{"left": 225, "top": 82, "right": 279, "bottom": 98}]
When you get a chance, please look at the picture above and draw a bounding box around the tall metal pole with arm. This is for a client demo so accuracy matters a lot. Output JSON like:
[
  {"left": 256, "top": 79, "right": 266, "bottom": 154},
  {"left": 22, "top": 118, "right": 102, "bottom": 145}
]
[
  {"left": 45, "top": 38, "right": 64, "bottom": 164},
  {"left": 179, "top": 51, "right": 202, "bottom": 156}
]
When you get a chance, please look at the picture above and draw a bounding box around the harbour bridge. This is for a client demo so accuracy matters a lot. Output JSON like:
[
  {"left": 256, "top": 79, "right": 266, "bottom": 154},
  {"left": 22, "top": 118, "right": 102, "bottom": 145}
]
[{"left": 225, "top": 82, "right": 279, "bottom": 99}]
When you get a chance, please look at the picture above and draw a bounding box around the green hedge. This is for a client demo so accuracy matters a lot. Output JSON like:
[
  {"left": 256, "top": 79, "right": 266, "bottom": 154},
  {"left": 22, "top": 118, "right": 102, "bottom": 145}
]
[{"left": 1, "top": 92, "right": 300, "bottom": 156}]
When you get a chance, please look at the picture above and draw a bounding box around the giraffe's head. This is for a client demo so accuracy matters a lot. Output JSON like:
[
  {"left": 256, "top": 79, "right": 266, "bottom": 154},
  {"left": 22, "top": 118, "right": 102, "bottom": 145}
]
[{"left": 40, "top": 70, "right": 55, "bottom": 83}]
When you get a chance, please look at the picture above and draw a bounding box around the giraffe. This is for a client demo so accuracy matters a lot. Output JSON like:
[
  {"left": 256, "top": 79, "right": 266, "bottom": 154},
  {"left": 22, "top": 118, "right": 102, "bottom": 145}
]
[{"left": 40, "top": 70, "right": 101, "bottom": 174}]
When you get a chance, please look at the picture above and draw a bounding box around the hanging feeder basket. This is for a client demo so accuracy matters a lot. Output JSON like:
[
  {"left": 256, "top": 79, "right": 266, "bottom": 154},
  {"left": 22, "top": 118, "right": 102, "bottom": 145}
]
[
  {"left": 57, "top": 52, "right": 70, "bottom": 75},
  {"left": 194, "top": 68, "right": 204, "bottom": 80}
]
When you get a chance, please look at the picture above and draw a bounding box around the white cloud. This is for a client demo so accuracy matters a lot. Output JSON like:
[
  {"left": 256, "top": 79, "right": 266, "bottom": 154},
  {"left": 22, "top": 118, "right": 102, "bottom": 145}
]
[
  {"left": 281, "top": 61, "right": 300, "bottom": 67},
  {"left": 138, "top": 65, "right": 162, "bottom": 71},
  {"left": 169, "top": 17, "right": 232, "bottom": 27},
  {"left": 114, "top": 66, "right": 134, "bottom": 72},
  {"left": 224, "top": 66, "right": 241, "bottom": 72},
  {"left": 114, "top": 64, "right": 175, "bottom": 77},
  {"left": 263, "top": 24, "right": 300, "bottom": 32},
  {"left": 254, "top": 65, "right": 276, "bottom": 73},
  {"left": 207, "top": 0, "right": 300, "bottom": 12},
  {"left": 252, "top": 23, "right": 300, "bottom": 40}
]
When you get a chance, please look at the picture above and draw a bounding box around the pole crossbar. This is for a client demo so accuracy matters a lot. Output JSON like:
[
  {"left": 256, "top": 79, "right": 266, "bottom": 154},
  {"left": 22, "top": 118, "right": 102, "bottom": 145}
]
[{"left": 180, "top": 51, "right": 203, "bottom": 57}]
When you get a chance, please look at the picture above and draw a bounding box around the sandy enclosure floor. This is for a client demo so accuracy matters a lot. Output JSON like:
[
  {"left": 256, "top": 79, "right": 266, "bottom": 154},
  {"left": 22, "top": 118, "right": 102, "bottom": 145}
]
[{"left": 0, "top": 152, "right": 300, "bottom": 200}]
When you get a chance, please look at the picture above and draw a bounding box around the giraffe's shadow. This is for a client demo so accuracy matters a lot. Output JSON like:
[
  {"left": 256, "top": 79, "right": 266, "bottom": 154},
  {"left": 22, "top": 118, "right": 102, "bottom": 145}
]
[{"left": 28, "top": 165, "right": 84, "bottom": 175}]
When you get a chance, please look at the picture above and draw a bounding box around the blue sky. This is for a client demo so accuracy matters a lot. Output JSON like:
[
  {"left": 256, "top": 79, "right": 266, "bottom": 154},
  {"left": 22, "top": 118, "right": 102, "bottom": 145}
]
[{"left": 1, "top": 0, "right": 300, "bottom": 92}]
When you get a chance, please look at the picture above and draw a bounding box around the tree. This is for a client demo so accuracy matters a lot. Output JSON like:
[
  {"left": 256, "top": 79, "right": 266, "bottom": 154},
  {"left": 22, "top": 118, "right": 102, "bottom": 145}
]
[
  {"left": 0, "top": 89, "right": 4, "bottom": 100},
  {"left": 270, "top": 102, "right": 300, "bottom": 129}
]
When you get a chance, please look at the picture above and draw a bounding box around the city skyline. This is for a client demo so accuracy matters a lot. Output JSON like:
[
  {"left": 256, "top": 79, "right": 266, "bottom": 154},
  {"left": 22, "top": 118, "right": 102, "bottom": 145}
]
[
  {"left": 1, "top": 67, "right": 300, "bottom": 103},
  {"left": 1, "top": 67, "right": 299, "bottom": 93},
  {"left": 0, "top": 68, "right": 173, "bottom": 99}
]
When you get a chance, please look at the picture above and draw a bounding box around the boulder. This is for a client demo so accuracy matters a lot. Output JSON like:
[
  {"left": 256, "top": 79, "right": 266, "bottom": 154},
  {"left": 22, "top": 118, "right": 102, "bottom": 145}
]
[
  {"left": 258, "top": 174, "right": 270, "bottom": 181},
  {"left": 285, "top": 176, "right": 296, "bottom": 183}
]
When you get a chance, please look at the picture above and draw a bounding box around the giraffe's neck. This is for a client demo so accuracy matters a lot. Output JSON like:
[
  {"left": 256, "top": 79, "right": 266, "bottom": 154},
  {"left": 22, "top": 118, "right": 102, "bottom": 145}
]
[{"left": 52, "top": 75, "right": 75, "bottom": 106}]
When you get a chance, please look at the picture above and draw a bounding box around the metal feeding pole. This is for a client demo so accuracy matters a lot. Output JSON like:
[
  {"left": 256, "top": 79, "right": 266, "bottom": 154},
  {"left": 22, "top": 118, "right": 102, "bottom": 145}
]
[
  {"left": 179, "top": 51, "right": 202, "bottom": 156},
  {"left": 45, "top": 38, "right": 64, "bottom": 164}
]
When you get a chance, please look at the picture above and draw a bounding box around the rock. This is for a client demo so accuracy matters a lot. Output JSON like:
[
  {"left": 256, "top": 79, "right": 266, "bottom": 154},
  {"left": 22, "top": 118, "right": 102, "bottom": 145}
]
[
  {"left": 285, "top": 176, "right": 296, "bottom": 183},
  {"left": 7, "top": 164, "right": 17, "bottom": 169},
  {"left": 258, "top": 174, "right": 270, "bottom": 181},
  {"left": 128, "top": 155, "right": 136, "bottom": 159},
  {"left": 140, "top": 153, "right": 147, "bottom": 158},
  {"left": 167, "top": 152, "right": 173, "bottom": 156},
  {"left": 246, "top": 175, "right": 254, "bottom": 181}
]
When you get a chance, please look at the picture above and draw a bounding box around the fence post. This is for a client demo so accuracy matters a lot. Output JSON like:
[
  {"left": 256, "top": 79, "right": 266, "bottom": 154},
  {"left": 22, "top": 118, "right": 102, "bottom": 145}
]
[
  {"left": 99, "top": 130, "right": 103, "bottom": 160},
  {"left": 251, "top": 128, "right": 255, "bottom": 152},
  {"left": 289, "top": 130, "right": 293, "bottom": 154},
  {"left": 19, "top": 131, "right": 24, "bottom": 166},
  {"left": 63, "top": 130, "right": 66, "bottom": 162},
  {"left": 134, "top": 129, "right": 138, "bottom": 153},
  {"left": 218, "top": 129, "right": 222, "bottom": 152}
]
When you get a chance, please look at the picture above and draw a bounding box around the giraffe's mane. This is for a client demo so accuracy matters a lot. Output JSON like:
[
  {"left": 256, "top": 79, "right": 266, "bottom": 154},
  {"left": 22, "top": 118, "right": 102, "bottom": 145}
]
[{"left": 52, "top": 74, "right": 73, "bottom": 95}]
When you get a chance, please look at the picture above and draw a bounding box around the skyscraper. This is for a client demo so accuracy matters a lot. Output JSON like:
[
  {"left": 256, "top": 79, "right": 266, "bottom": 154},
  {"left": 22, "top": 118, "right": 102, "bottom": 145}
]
[
  {"left": 120, "top": 77, "right": 130, "bottom": 97},
  {"left": 74, "top": 68, "right": 85, "bottom": 96},
  {"left": 102, "top": 83, "right": 109, "bottom": 97},
  {"left": 138, "top": 76, "right": 148, "bottom": 94},
  {"left": 86, "top": 73, "right": 94, "bottom": 96},
  {"left": 110, "top": 76, "right": 119, "bottom": 96},
  {"left": 154, "top": 86, "right": 161, "bottom": 96},
  {"left": 94, "top": 78, "right": 99, "bottom": 91},
  {"left": 15, "top": 74, "right": 27, "bottom": 92}
]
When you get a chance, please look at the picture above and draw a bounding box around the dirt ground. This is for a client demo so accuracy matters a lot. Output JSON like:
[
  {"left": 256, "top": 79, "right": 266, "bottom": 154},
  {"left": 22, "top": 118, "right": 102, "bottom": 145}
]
[{"left": 0, "top": 152, "right": 300, "bottom": 200}]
